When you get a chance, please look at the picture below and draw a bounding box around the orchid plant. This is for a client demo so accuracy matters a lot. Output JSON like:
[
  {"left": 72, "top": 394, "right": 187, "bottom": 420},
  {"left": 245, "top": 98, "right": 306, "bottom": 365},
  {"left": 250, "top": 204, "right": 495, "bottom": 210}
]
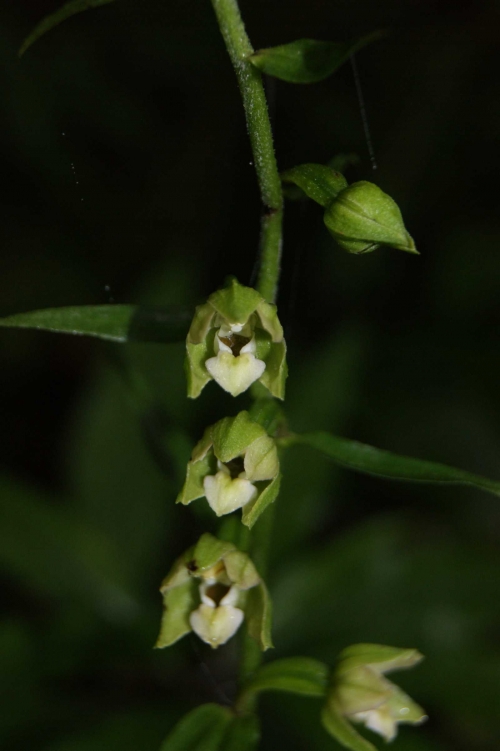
[{"left": 7, "top": 1, "right": 500, "bottom": 750}]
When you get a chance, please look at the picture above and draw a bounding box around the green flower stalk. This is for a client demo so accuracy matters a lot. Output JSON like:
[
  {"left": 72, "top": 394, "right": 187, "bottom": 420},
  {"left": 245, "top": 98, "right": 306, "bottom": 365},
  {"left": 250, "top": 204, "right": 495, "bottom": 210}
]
[
  {"left": 322, "top": 644, "right": 427, "bottom": 749},
  {"left": 185, "top": 279, "right": 287, "bottom": 399},
  {"left": 155, "top": 533, "right": 272, "bottom": 650},
  {"left": 177, "top": 411, "right": 281, "bottom": 528}
]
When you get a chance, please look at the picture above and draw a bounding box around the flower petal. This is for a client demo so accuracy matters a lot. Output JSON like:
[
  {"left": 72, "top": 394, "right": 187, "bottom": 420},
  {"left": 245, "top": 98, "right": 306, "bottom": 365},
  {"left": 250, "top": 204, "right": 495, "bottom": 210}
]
[
  {"left": 189, "top": 604, "right": 244, "bottom": 648},
  {"left": 204, "top": 471, "right": 258, "bottom": 516},
  {"left": 205, "top": 351, "right": 266, "bottom": 396}
]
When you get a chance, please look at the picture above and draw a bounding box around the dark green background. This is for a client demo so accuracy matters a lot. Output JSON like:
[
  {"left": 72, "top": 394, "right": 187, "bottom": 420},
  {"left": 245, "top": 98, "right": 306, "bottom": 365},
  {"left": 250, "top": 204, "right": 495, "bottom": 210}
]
[{"left": 1, "top": 1, "right": 499, "bottom": 749}]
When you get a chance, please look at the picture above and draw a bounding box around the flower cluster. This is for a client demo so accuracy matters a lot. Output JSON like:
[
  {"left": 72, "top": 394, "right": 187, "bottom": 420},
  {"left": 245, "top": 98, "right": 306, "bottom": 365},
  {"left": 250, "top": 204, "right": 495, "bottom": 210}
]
[
  {"left": 176, "top": 410, "right": 280, "bottom": 528},
  {"left": 155, "top": 533, "right": 272, "bottom": 650},
  {"left": 185, "top": 278, "right": 287, "bottom": 399}
]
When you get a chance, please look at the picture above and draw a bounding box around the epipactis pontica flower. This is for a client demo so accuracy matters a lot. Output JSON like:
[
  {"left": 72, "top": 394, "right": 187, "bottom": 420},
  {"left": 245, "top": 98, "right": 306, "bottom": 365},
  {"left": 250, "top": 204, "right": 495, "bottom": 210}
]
[
  {"left": 155, "top": 533, "right": 272, "bottom": 651},
  {"left": 177, "top": 411, "right": 280, "bottom": 529},
  {"left": 185, "top": 278, "right": 287, "bottom": 399}
]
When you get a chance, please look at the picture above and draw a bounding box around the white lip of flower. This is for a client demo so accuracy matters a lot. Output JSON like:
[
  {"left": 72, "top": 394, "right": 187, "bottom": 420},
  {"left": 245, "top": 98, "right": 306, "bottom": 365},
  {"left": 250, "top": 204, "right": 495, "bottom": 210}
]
[
  {"left": 189, "top": 579, "right": 244, "bottom": 649},
  {"left": 203, "top": 460, "right": 258, "bottom": 516},
  {"left": 351, "top": 705, "right": 398, "bottom": 742},
  {"left": 205, "top": 325, "right": 266, "bottom": 397}
]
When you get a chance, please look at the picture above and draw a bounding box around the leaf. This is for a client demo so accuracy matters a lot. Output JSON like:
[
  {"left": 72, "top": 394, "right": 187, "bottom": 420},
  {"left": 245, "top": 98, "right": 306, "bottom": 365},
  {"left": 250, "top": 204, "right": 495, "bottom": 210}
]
[
  {"left": 0, "top": 305, "right": 190, "bottom": 343},
  {"left": 290, "top": 431, "right": 500, "bottom": 498},
  {"left": 281, "top": 164, "right": 347, "bottom": 207},
  {"left": 321, "top": 699, "right": 376, "bottom": 751},
  {"left": 245, "top": 657, "right": 329, "bottom": 698},
  {"left": 159, "top": 704, "right": 233, "bottom": 751},
  {"left": 220, "top": 715, "right": 260, "bottom": 751},
  {"left": 19, "top": 0, "right": 117, "bottom": 57},
  {"left": 249, "top": 33, "right": 384, "bottom": 84}
]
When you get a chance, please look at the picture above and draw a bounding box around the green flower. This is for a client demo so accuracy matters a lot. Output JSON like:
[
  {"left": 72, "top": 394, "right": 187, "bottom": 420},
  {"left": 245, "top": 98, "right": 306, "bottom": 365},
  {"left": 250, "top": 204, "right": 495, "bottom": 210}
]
[
  {"left": 185, "top": 278, "right": 287, "bottom": 399},
  {"left": 322, "top": 644, "right": 427, "bottom": 750},
  {"left": 177, "top": 411, "right": 280, "bottom": 529},
  {"left": 155, "top": 534, "right": 272, "bottom": 651},
  {"left": 324, "top": 181, "right": 417, "bottom": 255}
]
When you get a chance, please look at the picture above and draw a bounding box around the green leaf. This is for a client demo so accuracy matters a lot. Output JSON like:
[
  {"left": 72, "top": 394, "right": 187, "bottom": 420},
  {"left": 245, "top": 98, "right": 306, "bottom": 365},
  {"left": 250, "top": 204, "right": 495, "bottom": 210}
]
[
  {"left": 160, "top": 704, "right": 233, "bottom": 751},
  {"left": 245, "top": 657, "right": 329, "bottom": 697},
  {"left": 220, "top": 715, "right": 260, "bottom": 751},
  {"left": 291, "top": 431, "right": 500, "bottom": 498},
  {"left": 249, "top": 33, "right": 384, "bottom": 84},
  {"left": 321, "top": 699, "right": 376, "bottom": 751},
  {"left": 281, "top": 164, "right": 347, "bottom": 207},
  {"left": 19, "top": 0, "right": 116, "bottom": 57},
  {"left": 0, "top": 305, "right": 190, "bottom": 343}
]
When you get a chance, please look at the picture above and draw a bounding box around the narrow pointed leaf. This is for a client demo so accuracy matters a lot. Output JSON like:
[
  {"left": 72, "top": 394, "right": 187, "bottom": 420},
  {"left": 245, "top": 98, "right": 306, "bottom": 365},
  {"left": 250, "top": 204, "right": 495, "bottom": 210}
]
[
  {"left": 19, "top": 0, "right": 116, "bottom": 56},
  {"left": 250, "top": 33, "right": 384, "bottom": 84},
  {"left": 281, "top": 164, "right": 348, "bottom": 207},
  {"left": 245, "top": 657, "right": 329, "bottom": 697},
  {"left": 290, "top": 431, "right": 500, "bottom": 498},
  {"left": 160, "top": 704, "right": 233, "bottom": 751},
  {"left": 0, "top": 305, "right": 190, "bottom": 343}
]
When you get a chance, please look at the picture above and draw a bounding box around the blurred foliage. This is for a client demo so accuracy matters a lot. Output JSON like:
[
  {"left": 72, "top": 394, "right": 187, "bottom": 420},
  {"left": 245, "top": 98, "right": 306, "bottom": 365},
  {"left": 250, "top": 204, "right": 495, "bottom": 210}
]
[{"left": 1, "top": 1, "right": 499, "bottom": 750}]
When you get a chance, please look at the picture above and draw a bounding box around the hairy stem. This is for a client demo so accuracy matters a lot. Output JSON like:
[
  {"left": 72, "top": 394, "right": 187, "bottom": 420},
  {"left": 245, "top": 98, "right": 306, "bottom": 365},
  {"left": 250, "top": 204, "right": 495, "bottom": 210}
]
[{"left": 210, "top": 0, "right": 283, "bottom": 304}]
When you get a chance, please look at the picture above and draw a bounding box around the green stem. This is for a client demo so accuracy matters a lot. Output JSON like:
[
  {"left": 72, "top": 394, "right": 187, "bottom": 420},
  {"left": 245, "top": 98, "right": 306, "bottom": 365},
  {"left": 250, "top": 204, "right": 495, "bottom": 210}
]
[{"left": 210, "top": 0, "right": 283, "bottom": 304}]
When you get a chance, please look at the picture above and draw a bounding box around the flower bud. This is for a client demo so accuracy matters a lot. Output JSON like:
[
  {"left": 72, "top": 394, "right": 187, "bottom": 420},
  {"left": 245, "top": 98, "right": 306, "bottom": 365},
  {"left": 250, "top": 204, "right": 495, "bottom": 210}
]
[
  {"left": 177, "top": 411, "right": 281, "bottom": 528},
  {"left": 185, "top": 278, "right": 287, "bottom": 399},
  {"left": 322, "top": 644, "right": 426, "bottom": 749},
  {"left": 323, "top": 181, "right": 417, "bottom": 255},
  {"left": 155, "top": 533, "right": 272, "bottom": 650}
]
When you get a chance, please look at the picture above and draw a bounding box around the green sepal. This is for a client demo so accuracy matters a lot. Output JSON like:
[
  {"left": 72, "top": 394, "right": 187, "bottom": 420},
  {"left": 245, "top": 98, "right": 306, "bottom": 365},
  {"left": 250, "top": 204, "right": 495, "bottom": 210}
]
[
  {"left": 191, "top": 426, "right": 215, "bottom": 462},
  {"left": 155, "top": 578, "right": 198, "bottom": 648},
  {"left": 159, "top": 703, "right": 233, "bottom": 751},
  {"left": 281, "top": 164, "right": 348, "bottom": 207},
  {"left": 249, "top": 33, "right": 384, "bottom": 84},
  {"left": 246, "top": 582, "right": 273, "bottom": 650},
  {"left": 334, "top": 666, "right": 392, "bottom": 715},
  {"left": 192, "top": 533, "right": 236, "bottom": 572},
  {"left": 324, "top": 181, "right": 417, "bottom": 255},
  {"left": 387, "top": 686, "right": 427, "bottom": 725},
  {"left": 255, "top": 300, "right": 284, "bottom": 342},
  {"left": 185, "top": 339, "right": 212, "bottom": 399},
  {"left": 244, "top": 657, "right": 329, "bottom": 697},
  {"left": 187, "top": 302, "right": 216, "bottom": 344},
  {"left": 321, "top": 698, "right": 377, "bottom": 751},
  {"left": 256, "top": 336, "right": 287, "bottom": 400},
  {"left": 176, "top": 452, "right": 215, "bottom": 505},
  {"left": 242, "top": 473, "right": 281, "bottom": 529},
  {"left": 337, "top": 643, "right": 424, "bottom": 675},
  {"left": 223, "top": 550, "right": 261, "bottom": 590},
  {"left": 209, "top": 279, "right": 262, "bottom": 326},
  {"left": 244, "top": 435, "right": 279, "bottom": 482},
  {"left": 159, "top": 547, "right": 195, "bottom": 591},
  {"left": 212, "top": 412, "right": 266, "bottom": 464}
]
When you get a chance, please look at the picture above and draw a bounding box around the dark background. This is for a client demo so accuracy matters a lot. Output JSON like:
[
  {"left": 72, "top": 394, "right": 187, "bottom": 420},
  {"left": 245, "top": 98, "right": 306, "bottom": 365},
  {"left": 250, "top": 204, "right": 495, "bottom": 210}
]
[{"left": 1, "top": 1, "right": 499, "bottom": 749}]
